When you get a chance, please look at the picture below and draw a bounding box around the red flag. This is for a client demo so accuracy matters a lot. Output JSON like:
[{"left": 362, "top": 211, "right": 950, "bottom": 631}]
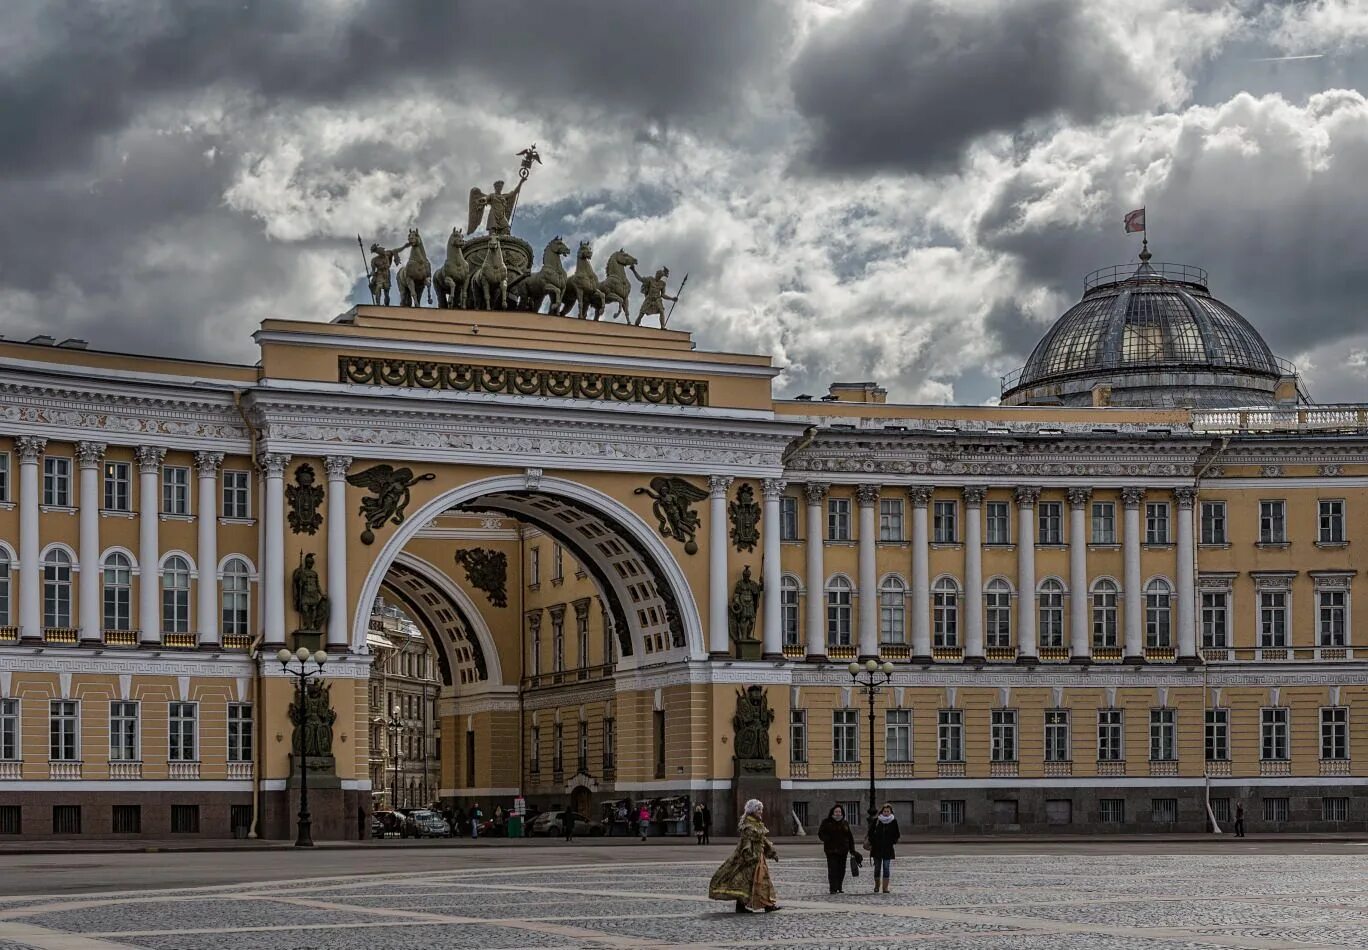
[{"left": 1124, "top": 208, "right": 1146, "bottom": 234}]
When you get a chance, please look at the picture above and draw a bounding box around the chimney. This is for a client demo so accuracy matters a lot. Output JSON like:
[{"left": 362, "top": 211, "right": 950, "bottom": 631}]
[{"left": 827, "top": 381, "right": 888, "bottom": 404}]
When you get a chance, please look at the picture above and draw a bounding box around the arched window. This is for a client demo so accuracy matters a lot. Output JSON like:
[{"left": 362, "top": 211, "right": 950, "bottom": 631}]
[
  {"left": 880, "top": 575, "right": 907, "bottom": 645},
  {"left": 1145, "top": 579, "right": 1172, "bottom": 648},
  {"left": 985, "top": 579, "right": 1012, "bottom": 648},
  {"left": 1092, "top": 579, "right": 1119, "bottom": 649},
  {"left": 43, "top": 549, "right": 72, "bottom": 629},
  {"left": 161, "top": 555, "right": 191, "bottom": 634},
  {"left": 102, "top": 553, "right": 132, "bottom": 631},
  {"left": 932, "top": 578, "right": 959, "bottom": 648},
  {"left": 1038, "top": 579, "right": 1065, "bottom": 649},
  {"left": 826, "top": 576, "right": 852, "bottom": 646},
  {"left": 780, "top": 576, "right": 801, "bottom": 647},
  {"left": 221, "top": 558, "right": 251, "bottom": 639},
  {"left": 0, "top": 549, "right": 10, "bottom": 626}
]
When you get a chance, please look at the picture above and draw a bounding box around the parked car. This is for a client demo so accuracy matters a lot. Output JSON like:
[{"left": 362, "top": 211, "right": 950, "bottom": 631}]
[
  {"left": 371, "top": 810, "right": 406, "bottom": 839},
  {"left": 407, "top": 809, "right": 451, "bottom": 838},
  {"left": 527, "top": 810, "right": 605, "bottom": 837}
]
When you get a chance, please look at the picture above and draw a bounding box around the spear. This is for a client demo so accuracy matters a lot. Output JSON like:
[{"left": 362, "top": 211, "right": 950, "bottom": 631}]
[
  {"left": 664, "top": 273, "right": 688, "bottom": 328},
  {"left": 357, "top": 235, "right": 376, "bottom": 304}
]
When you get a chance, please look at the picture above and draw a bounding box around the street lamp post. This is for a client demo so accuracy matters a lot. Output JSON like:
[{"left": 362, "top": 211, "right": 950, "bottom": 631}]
[
  {"left": 277, "top": 646, "right": 329, "bottom": 848},
  {"left": 848, "top": 658, "right": 896, "bottom": 825},
  {"left": 388, "top": 704, "right": 402, "bottom": 808}
]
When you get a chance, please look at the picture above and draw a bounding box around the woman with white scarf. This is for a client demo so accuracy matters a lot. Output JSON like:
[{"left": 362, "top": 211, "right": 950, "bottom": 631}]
[
  {"left": 707, "top": 798, "right": 781, "bottom": 912},
  {"left": 865, "top": 802, "right": 901, "bottom": 893}
]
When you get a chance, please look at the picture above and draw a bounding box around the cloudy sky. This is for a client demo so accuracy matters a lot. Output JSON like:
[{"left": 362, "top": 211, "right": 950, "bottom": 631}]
[{"left": 5, "top": 0, "right": 1368, "bottom": 404}]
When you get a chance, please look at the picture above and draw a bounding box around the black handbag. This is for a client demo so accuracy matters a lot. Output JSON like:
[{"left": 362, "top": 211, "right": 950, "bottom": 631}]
[{"left": 849, "top": 852, "right": 862, "bottom": 877}]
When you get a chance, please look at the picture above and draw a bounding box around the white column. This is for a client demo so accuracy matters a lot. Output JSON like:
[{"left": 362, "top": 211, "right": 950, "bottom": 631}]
[
  {"left": 908, "top": 487, "right": 932, "bottom": 662},
  {"left": 261, "top": 453, "right": 291, "bottom": 646},
  {"left": 803, "top": 482, "right": 828, "bottom": 659},
  {"left": 856, "top": 484, "right": 880, "bottom": 660},
  {"left": 15, "top": 437, "right": 45, "bottom": 641},
  {"left": 1122, "top": 486, "right": 1146, "bottom": 662},
  {"left": 76, "top": 442, "right": 106, "bottom": 644},
  {"left": 707, "top": 476, "right": 732, "bottom": 656},
  {"left": 1015, "top": 486, "right": 1040, "bottom": 661},
  {"left": 1174, "top": 486, "right": 1198, "bottom": 661},
  {"left": 760, "top": 478, "right": 785, "bottom": 658},
  {"left": 1066, "top": 487, "right": 1092, "bottom": 662},
  {"left": 194, "top": 452, "right": 223, "bottom": 647},
  {"left": 135, "top": 446, "right": 166, "bottom": 646},
  {"left": 325, "top": 456, "right": 353, "bottom": 653},
  {"left": 963, "top": 486, "right": 986, "bottom": 661}
]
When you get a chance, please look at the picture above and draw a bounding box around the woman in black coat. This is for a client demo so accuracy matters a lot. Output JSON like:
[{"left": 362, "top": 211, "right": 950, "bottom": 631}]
[
  {"left": 816, "top": 805, "right": 857, "bottom": 894},
  {"left": 867, "top": 803, "right": 901, "bottom": 893}
]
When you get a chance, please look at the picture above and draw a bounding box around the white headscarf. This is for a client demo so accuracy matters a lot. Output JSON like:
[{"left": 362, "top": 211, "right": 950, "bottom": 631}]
[{"left": 739, "top": 798, "right": 764, "bottom": 831}]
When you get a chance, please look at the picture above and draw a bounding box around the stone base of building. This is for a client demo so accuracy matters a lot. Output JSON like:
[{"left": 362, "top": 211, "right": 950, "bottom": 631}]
[
  {"left": 261, "top": 786, "right": 371, "bottom": 841},
  {"left": 0, "top": 790, "right": 254, "bottom": 838}
]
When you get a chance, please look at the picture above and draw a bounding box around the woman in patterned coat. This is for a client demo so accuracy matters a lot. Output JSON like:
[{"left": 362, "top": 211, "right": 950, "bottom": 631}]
[{"left": 707, "top": 799, "right": 781, "bottom": 913}]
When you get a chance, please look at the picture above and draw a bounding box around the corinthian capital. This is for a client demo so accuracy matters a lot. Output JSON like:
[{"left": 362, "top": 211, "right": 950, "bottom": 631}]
[
  {"left": 1066, "top": 487, "right": 1093, "bottom": 509},
  {"left": 259, "top": 453, "right": 291, "bottom": 478},
  {"left": 134, "top": 446, "right": 167, "bottom": 474},
  {"left": 906, "top": 485, "right": 933, "bottom": 508},
  {"left": 802, "top": 482, "right": 829, "bottom": 506},
  {"left": 1120, "top": 486, "right": 1147, "bottom": 508},
  {"left": 962, "top": 486, "right": 987, "bottom": 507},
  {"left": 1172, "top": 486, "right": 1198, "bottom": 509},
  {"left": 75, "top": 442, "right": 107, "bottom": 469},
  {"left": 761, "top": 478, "right": 786, "bottom": 500},
  {"left": 855, "top": 484, "right": 880, "bottom": 508},
  {"left": 193, "top": 451, "right": 224, "bottom": 475},
  {"left": 14, "top": 437, "right": 47, "bottom": 463},
  {"left": 708, "top": 475, "right": 733, "bottom": 498},
  {"left": 324, "top": 456, "right": 354, "bottom": 480},
  {"left": 1014, "top": 486, "right": 1042, "bottom": 508}
]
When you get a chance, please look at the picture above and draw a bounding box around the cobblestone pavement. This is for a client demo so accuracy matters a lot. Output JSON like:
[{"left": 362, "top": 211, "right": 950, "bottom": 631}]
[{"left": 2, "top": 852, "right": 1368, "bottom": 949}]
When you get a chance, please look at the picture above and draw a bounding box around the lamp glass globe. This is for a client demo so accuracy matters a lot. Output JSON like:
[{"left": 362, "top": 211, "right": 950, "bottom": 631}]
[
  {"left": 295, "top": 646, "right": 310, "bottom": 662},
  {"left": 276, "top": 648, "right": 292, "bottom": 664},
  {"left": 865, "top": 658, "right": 878, "bottom": 671},
  {"left": 312, "top": 650, "right": 328, "bottom": 665},
  {"left": 881, "top": 661, "right": 895, "bottom": 674},
  {"left": 846, "top": 662, "right": 860, "bottom": 675}
]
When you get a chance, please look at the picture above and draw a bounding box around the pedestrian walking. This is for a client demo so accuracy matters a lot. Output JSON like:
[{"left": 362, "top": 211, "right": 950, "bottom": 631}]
[
  {"left": 818, "top": 805, "right": 859, "bottom": 894},
  {"left": 469, "top": 802, "right": 482, "bottom": 839},
  {"left": 701, "top": 803, "right": 712, "bottom": 845},
  {"left": 452, "top": 805, "right": 467, "bottom": 838},
  {"left": 638, "top": 802, "right": 651, "bottom": 841},
  {"left": 563, "top": 810, "right": 575, "bottom": 842},
  {"left": 708, "top": 799, "right": 781, "bottom": 913},
  {"left": 866, "top": 803, "right": 901, "bottom": 894},
  {"left": 1234, "top": 801, "right": 1246, "bottom": 838},
  {"left": 693, "top": 804, "right": 707, "bottom": 844}
]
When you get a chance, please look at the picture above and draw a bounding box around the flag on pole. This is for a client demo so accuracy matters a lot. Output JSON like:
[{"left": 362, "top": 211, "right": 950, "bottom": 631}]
[{"left": 1123, "top": 208, "right": 1146, "bottom": 234}]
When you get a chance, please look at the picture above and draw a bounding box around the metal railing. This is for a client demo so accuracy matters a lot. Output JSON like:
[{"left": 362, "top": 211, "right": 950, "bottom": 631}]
[{"left": 1083, "top": 261, "right": 1209, "bottom": 293}]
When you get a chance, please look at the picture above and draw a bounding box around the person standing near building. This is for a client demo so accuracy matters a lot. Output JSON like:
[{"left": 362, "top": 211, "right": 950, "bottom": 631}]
[
  {"left": 563, "top": 810, "right": 576, "bottom": 842},
  {"left": 701, "top": 803, "right": 712, "bottom": 845},
  {"left": 708, "top": 799, "right": 781, "bottom": 913},
  {"left": 469, "top": 802, "right": 482, "bottom": 839},
  {"left": 1234, "top": 801, "right": 1246, "bottom": 838},
  {"left": 638, "top": 802, "right": 651, "bottom": 841},
  {"left": 818, "top": 805, "right": 858, "bottom": 894},
  {"left": 866, "top": 803, "right": 901, "bottom": 894},
  {"left": 693, "top": 804, "right": 707, "bottom": 844}
]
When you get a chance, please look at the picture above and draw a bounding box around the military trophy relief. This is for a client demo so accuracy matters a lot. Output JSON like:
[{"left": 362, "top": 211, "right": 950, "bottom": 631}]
[
  {"left": 286, "top": 463, "right": 324, "bottom": 535},
  {"left": 636, "top": 475, "right": 708, "bottom": 555},
  {"left": 732, "top": 685, "right": 776, "bottom": 776},
  {"left": 345, "top": 463, "right": 437, "bottom": 544},
  {"left": 291, "top": 552, "right": 330, "bottom": 653},
  {"left": 729, "top": 482, "right": 760, "bottom": 553},
  {"left": 357, "top": 144, "right": 686, "bottom": 327},
  {"left": 289, "top": 678, "right": 338, "bottom": 775}
]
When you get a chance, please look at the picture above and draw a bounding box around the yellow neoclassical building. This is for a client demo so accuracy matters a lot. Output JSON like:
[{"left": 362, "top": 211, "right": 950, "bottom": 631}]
[{"left": 0, "top": 249, "right": 1365, "bottom": 838}]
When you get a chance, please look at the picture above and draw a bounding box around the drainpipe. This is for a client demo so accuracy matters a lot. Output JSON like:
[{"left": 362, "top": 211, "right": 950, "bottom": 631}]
[
  {"left": 247, "top": 632, "right": 264, "bottom": 837},
  {"left": 1192, "top": 436, "right": 1228, "bottom": 833}
]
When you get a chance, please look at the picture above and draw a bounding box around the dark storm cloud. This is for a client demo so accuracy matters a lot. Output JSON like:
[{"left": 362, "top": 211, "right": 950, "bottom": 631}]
[{"left": 789, "top": 0, "right": 1153, "bottom": 174}]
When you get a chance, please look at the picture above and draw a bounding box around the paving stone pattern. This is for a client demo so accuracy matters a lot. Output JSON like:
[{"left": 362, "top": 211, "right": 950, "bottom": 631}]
[{"left": 2, "top": 853, "right": 1368, "bottom": 948}]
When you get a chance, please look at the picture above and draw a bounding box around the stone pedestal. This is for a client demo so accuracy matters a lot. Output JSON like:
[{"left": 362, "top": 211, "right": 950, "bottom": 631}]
[
  {"left": 733, "top": 639, "right": 762, "bottom": 661},
  {"left": 733, "top": 764, "right": 786, "bottom": 836},
  {"left": 263, "top": 755, "right": 368, "bottom": 841},
  {"left": 292, "top": 630, "right": 323, "bottom": 653}
]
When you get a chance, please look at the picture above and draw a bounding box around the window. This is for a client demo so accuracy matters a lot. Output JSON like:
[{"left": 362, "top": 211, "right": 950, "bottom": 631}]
[
  {"left": 1200, "top": 501, "right": 1226, "bottom": 544},
  {"left": 879, "top": 576, "right": 907, "bottom": 644},
  {"left": 1201, "top": 591, "right": 1229, "bottom": 648},
  {"left": 1324, "top": 797, "right": 1349, "bottom": 822},
  {"left": 1145, "top": 502, "right": 1170, "bottom": 544},
  {"left": 1261, "top": 707, "right": 1289, "bottom": 761},
  {"left": 170, "top": 804, "right": 200, "bottom": 834},
  {"left": 109, "top": 701, "right": 138, "bottom": 762},
  {"left": 780, "top": 577, "right": 800, "bottom": 647},
  {"left": 792, "top": 801, "right": 809, "bottom": 829},
  {"left": 1210, "top": 797, "right": 1231, "bottom": 823},
  {"left": 1044, "top": 709, "right": 1070, "bottom": 762},
  {"left": 940, "top": 800, "right": 965, "bottom": 825},
  {"left": 832, "top": 709, "right": 858, "bottom": 763},
  {"left": 985, "top": 501, "right": 1010, "bottom": 545},
  {"left": 103, "top": 461, "right": 130, "bottom": 512},
  {"left": 602, "top": 718, "right": 615, "bottom": 771},
  {"left": 0, "top": 805, "right": 21, "bottom": 835},
  {"left": 932, "top": 500, "right": 957, "bottom": 543},
  {"left": 653, "top": 710, "right": 665, "bottom": 779},
  {"left": 102, "top": 553, "right": 132, "bottom": 631},
  {"left": 112, "top": 805, "right": 141, "bottom": 834},
  {"left": 1319, "top": 500, "right": 1345, "bottom": 543},
  {"left": 1100, "top": 799, "right": 1125, "bottom": 824},
  {"left": 1038, "top": 580, "right": 1064, "bottom": 649},
  {"left": 827, "top": 498, "right": 851, "bottom": 541},
  {"left": 1149, "top": 708, "right": 1175, "bottom": 761},
  {"left": 1151, "top": 798, "right": 1178, "bottom": 823},
  {"left": 221, "top": 558, "right": 250, "bottom": 638},
  {"left": 1321, "top": 707, "right": 1348, "bottom": 761},
  {"left": 1263, "top": 797, "right": 1289, "bottom": 823},
  {"left": 43, "top": 549, "right": 72, "bottom": 629},
  {"left": 789, "top": 709, "right": 807, "bottom": 763},
  {"left": 1318, "top": 588, "right": 1347, "bottom": 647},
  {"left": 221, "top": 471, "right": 250, "bottom": 519},
  {"left": 161, "top": 556, "right": 191, "bottom": 634},
  {"left": 529, "top": 547, "right": 540, "bottom": 587},
  {"left": 49, "top": 700, "right": 78, "bottom": 761},
  {"left": 529, "top": 726, "right": 540, "bottom": 773},
  {"left": 1144, "top": 579, "right": 1172, "bottom": 648},
  {"left": 878, "top": 498, "right": 903, "bottom": 541},
  {"left": 528, "top": 617, "right": 541, "bottom": 677},
  {"left": 552, "top": 723, "right": 564, "bottom": 773},
  {"left": 1259, "top": 590, "right": 1288, "bottom": 647},
  {"left": 1038, "top": 502, "right": 1063, "bottom": 545},
  {"left": 0, "top": 551, "right": 9, "bottom": 626},
  {"left": 886, "top": 709, "right": 911, "bottom": 763},
  {"left": 985, "top": 579, "right": 1012, "bottom": 648},
  {"left": 780, "top": 496, "right": 799, "bottom": 541},
  {"left": 1092, "top": 580, "right": 1118, "bottom": 648},
  {"left": 551, "top": 544, "right": 563, "bottom": 582},
  {"left": 1259, "top": 500, "right": 1286, "bottom": 544},
  {"left": 0, "top": 452, "right": 7, "bottom": 502},
  {"left": 552, "top": 613, "right": 564, "bottom": 672},
  {"left": 1091, "top": 502, "right": 1116, "bottom": 544},
  {"left": 169, "top": 702, "right": 197, "bottom": 761},
  {"left": 576, "top": 607, "right": 590, "bottom": 668},
  {"left": 0, "top": 698, "right": 18, "bottom": 760},
  {"left": 43, "top": 456, "right": 71, "bottom": 507},
  {"left": 991, "top": 709, "right": 1017, "bottom": 762},
  {"left": 1097, "top": 709, "right": 1124, "bottom": 761},
  {"left": 577, "top": 721, "right": 588, "bottom": 774},
  {"left": 826, "top": 576, "right": 852, "bottom": 645},
  {"left": 161, "top": 465, "right": 190, "bottom": 515},
  {"left": 933, "top": 578, "right": 959, "bottom": 647},
  {"left": 227, "top": 703, "right": 253, "bottom": 762},
  {"left": 1206, "top": 708, "right": 1229, "bottom": 762},
  {"left": 937, "top": 709, "right": 963, "bottom": 762},
  {"left": 52, "top": 805, "right": 81, "bottom": 834}
]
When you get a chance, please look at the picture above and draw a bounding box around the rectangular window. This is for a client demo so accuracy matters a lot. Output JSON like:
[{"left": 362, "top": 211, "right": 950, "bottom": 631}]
[
  {"left": 43, "top": 456, "right": 71, "bottom": 507},
  {"left": 529, "top": 726, "right": 540, "bottom": 774},
  {"left": 985, "top": 501, "right": 1010, "bottom": 545},
  {"left": 1100, "top": 799, "right": 1125, "bottom": 824},
  {"left": 0, "top": 805, "right": 21, "bottom": 835},
  {"left": 933, "top": 500, "right": 957, "bottom": 543},
  {"left": 49, "top": 700, "right": 78, "bottom": 761},
  {"left": 577, "top": 721, "right": 588, "bottom": 774},
  {"left": 991, "top": 709, "right": 1017, "bottom": 762},
  {"left": 552, "top": 723, "right": 564, "bottom": 773},
  {"left": 551, "top": 544, "right": 563, "bottom": 581},
  {"left": 0, "top": 698, "right": 17, "bottom": 760},
  {"left": 1259, "top": 500, "right": 1286, "bottom": 543},
  {"left": 1323, "top": 797, "right": 1349, "bottom": 822},
  {"left": 792, "top": 801, "right": 809, "bottom": 830},
  {"left": 781, "top": 581, "right": 800, "bottom": 647},
  {"left": 1151, "top": 798, "right": 1178, "bottom": 823},
  {"left": 1044, "top": 709, "right": 1070, "bottom": 762},
  {"left": 1149, "top": 708, "right": 1176, "bottom": 761},
  {"left": 1319, "top": 500, "right": 1346, "bottom": 543},
  {"left": 1205, "top": 708, "right": 1229, "bottom": 762},
  {"left": 1318, "top": 589, "right": 1347, "bottom": 647},
  {"left": 1039, "top": 585, "right": 1064, "bottom": 648},
  {"left": 780, "top": 496, "right": 799, "bottom": 541},
  {"left": 937, "top": 709, "right": 963, "bottom": 762},
  {"left": 1201, "top": 591, "right": 1229, "bottom": 648},
  {"left": 878, "top": 498, "right": 904, "bottom": 541},
  {"left": 170, "top": 804, "right": 200, "bottom": 834},
  {"left": 109, "top": 701, "right": 138, "bottom": 762},
  {"left": 1209, "top": 797, "right": 1231, "bottom": 823},
  {"left": 0, "top": 452, "right": 8, "bottom": 502},
  {"left": 1263, "top": 797, "right": 1289, "bottom": 823},
  {"left": 576, "top": 610, "right": 589, "bottom": 669},
  {"left": 1261, "top": 707, "right": 1289, "bottom": 761},
  {"left": 221, "top": 470, "right": 250, "bottom": 519},
  {"left": 52, "top": 805, "right": 81, "bottom": 835},
  {"left": 1259, "top": 591, "right": 1288, "bottom": 647},
  {"left": 161, "top": 465, "right": 190, "bottom": 515},
  {"left": 1200, "top": 501, "right": 1227, "bottom": 544},
  {"left": 1321, "top": 707, "right": 1348, "bottom": 761},
  {"left": 789, "top": 709, "right": 807, "bottom": 764},
  {"left": 227, "top": 704, "right": 253, "bottom": 763},
  {"left": 169, "top": 702, "right": 197, "bottom": 762},
  {"left": 885, "top": 709, "right": 911, "bottom": 763},
  {"left": 1097, "top": 709, "right": 1124, "bottom": 762},
  {"left": 832, "top": 709, "right": 858, "bottom": 764},
  {"left": 1091, "top": 502, "right": 1115, "bottom": 544},
  {"left": 552, "top": 615, "right": 564, "bottom": 673},
  {"left": 827, "top": 498, "right": 851, "bottom": 541},
  {"left": 1145, "top": 502, "right": 1170, "bottom": 544},
  {"left": 602, "top": 718, "right": 615, "bottom": 771},
  {"left": 529, "top": 547, "right": 540, "bottom": 587},
  {"left": 112, "top": 804, "right": 141, "bottom": 834},
  {"left": 653, "top": 710, "right": 666, "bottom": 779},
  {"left": 528, "top": 619, "right": 541, "bottom": 677},
  {"left": 939, "top": 800, "right": 965, "bottom": 825},
  {"left": 1038, "top": 502, "right": 1063, "bottom": 545},
  {"left": 103, "top": 461, "right": 130, "bottom": 512}
]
